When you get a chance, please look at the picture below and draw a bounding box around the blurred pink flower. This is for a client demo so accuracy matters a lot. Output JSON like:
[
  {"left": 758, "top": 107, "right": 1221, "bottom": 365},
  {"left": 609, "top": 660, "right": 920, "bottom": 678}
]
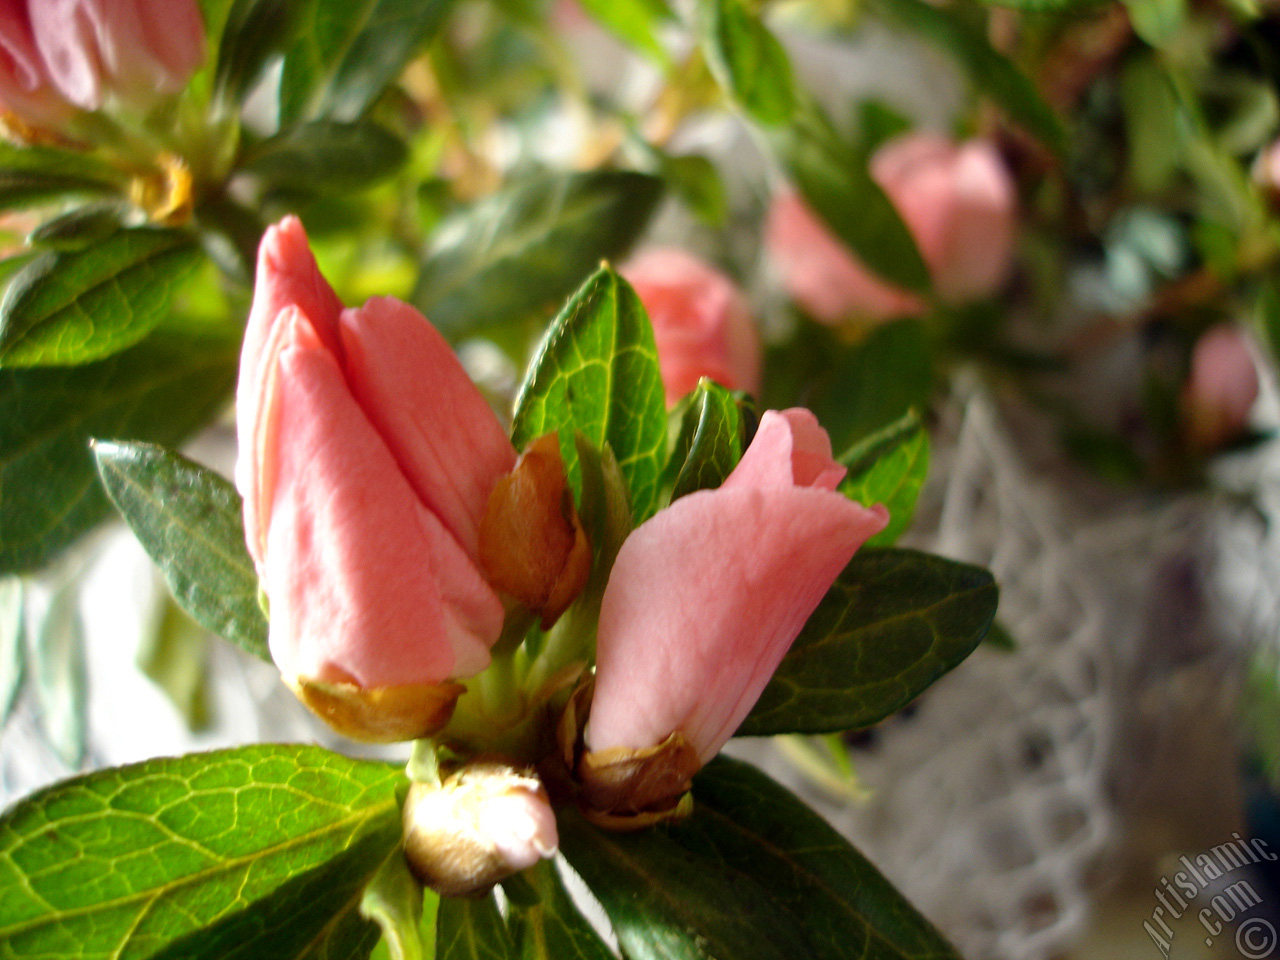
[
  {"left": 29, "top": 0, "right": 204, "bottom": 111},
  {"left": 1182, "top": 324, "right": 1259, "bottom": 451},
  {"left": 0, "top": 0, "right": 73, "bottom": 127},
  {"left": 766, "top": 133, "right": 1017, "bottom": 323},
  {"left": 621, "top": 247, "right": 762, "bottom": 406},
  {"left": 585, "top": 408, "right": 888, "bottom": 766},
  {"left": 237, "top": 217, "right": 516, "bottom": 739}
]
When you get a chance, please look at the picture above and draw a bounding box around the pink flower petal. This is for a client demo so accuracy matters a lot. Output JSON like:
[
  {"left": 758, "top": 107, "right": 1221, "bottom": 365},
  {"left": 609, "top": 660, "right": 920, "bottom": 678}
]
[
  {"left": 236, "top": 217, "right": 345, "bottom": 567},
  {"left": 262, "top": 308, "right": 501, "bottom": 688},
  {"left": 587, "top": 484, "right": 888, "bottom": 762},
  {"left": 339, "top": 297, "right": 516, "bottom": 557}
]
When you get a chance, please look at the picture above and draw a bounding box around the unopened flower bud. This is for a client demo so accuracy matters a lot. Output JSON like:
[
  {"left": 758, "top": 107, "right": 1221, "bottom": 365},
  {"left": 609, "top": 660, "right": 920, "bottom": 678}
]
[
  {"left": 402, "top": 764, "right": 559, "bottom": 897},
  {"left": 479, "top": 433, "right": 592, "bottom": 628},
  {"left": 620, "top": 248, "right": 762, "bottom": 407},
  {"left": 1181, "top": 324, "right": 1259, "bottom": 451}
]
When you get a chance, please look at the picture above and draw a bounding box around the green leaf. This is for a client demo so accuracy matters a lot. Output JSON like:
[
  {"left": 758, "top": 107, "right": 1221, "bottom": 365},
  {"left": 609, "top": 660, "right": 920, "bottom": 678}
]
[
  {"left": 280, "top": 0, "right": 455, "bottom": 124},
  {"left": 873, "top": 0, "right": 1067, "bottom": 157},
  {"left": 839, "top": 410, "right": 929, "bottom": 547},
  {"left": 0, "top": 578, "right": 22, "bottom": 726},
  {"left": 972, "top": 0, "right": 1100, "bottom": 11},
  {"left": 243, "top": 120, "right": 409, "bottom": 194},
  {"left": 0, "top": 144, "right": 122, "bottom": 213},
  {"left": 148, "top": 828, "right": 397, "bottom": 960},
  {"left": 138, "top": 597, "right": 211, "bottom": 731},
  {"left": 511, "top": 267, "right": 668, "bottom": 524},
  {"left": 0, "top": 745, "right": 403, "bottom": 960},
  {"left": 27, "top": 203, "right": 129, "bottom": 252},
  {"left": 698, "top": 0, "right": 795, "bottom": 126},
  {"left": 1123, "top": 0, "right": 1187, "bottom": 47},
  {"left": 659, "top": 153, "right": 728, "bottom": 227},
  {"left": 576, "top": 0, "right": 674, "bottom": 63},
  {"left": 0, "top": 328, "right": 239, "bottom": 575},
  {"left": 769, "top": 101, "right": 931, "bottom": 295},
  {"left": 1258, "top": 278, "right": 1280, "bottom": 368},
  {"left": 982, "top": 620, "right": 1017, "bottom": 651},
  {"left": 507, "top": 861, "right": 614, "bottom": 960},
  {"left": 805, "top": 319, "right": 934, "bottom": 456},
  {"left": 557, "top": 808, "right": 816, "bottom": 960},
  {"left": 0, "top": 229, "right": 203, "bottom": 368},
  {"left": 411, "top": 170, "right": 663, "bottom": 337},
  {"left": 739, "top": 548, "right": 998, "bottom": 735},
  {"left": 436, "top": 894, "right": 514, "bottom": 960},
  {"left": 214, "top": 0, "right": 306, "bottom": 104},
  {"left": 671, "top": 756, "right": 963, "bottom": 960},
  {"left": 93, "top": 442, "right": 269, "bottom": 662},
  {"left": 668, "top": 379, "right": 746, "bottom": 501},
  {"left": 362, "top": 853, "right": 436, "bottom": 960},
  {"left": 26, "top": 580, "right": 86, "bottom": 767}
]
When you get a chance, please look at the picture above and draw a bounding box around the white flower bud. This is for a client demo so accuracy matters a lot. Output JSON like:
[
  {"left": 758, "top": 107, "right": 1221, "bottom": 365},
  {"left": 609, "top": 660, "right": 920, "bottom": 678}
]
[{"left": 402, "top": 764, "right": 558, "bottom": 897}]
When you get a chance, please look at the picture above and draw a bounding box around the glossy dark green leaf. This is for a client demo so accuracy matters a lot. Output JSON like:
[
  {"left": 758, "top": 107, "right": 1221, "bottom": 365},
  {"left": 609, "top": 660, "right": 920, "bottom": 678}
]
[
  {"left": 243, "top": 120, "right": 409, "bottom": 194},
  {"left": 0, "top": 745, "right": 403, "bottom": 960},
  {"left": 279, "top": 0, "right": 455, "bottom": 124},
  {"left": 137, "top": 596, "right": 211, "bottom": 731},
  {"left": 839, "top": 410, "right": 929, "bottom": 547},
  {"left": 577, "top": 0, "right": 673, "bottom": 63},
  {"left": 670, "top": 757, "right": 963, "bottom": 960},
  {"left": 27, "top": 203, "right": 128, "bottom": 251},
  {"left": 669, "top": 379, "right": 746, "bottom": 501},
  {"left": 0, "top": 578, "right": 22, "bottom": 726},
  {"left": 507, "top": 860, "right": 614, "bottom": 960},
  {"left": 699, "top": 0, "right": 795, "bottom": 126},
  {"left": 770, "top": 101, "right": 930, "bottom": 295},
  {"left": 0, "top": 144, "right": 122, "bottom": 213},
  {"left": 806, "top": 319, "right": 934, "bottom": 456},
  {"left": 0, "top": 328, "right": 238, "bottom": 574},
  {"left": 214, "top": 0, "right": 305, "bottom": 104},
  {"left": 94, "top": 442, "right": 269, "bottom": 662},
  {"left": 874, "top": 0, "right": 1067, "bottom": 157},
  {"left": 0, "top": 229, "right": 203, "bottom": 368},
  {"left": 27, "top": 579, "right": 85, "bottom": 767},
  {"left": 559, "top": 807, "right": 818, "bottom": 960},
  {"left": 511, "top": 267, "right": 667, "bottom": 523},
  {"left": 412, "top": 170, "right": 663, "bottom": 337},
  {"left": 437, "top": 894, "right": 514, "bottom": 960},
  {"left": 739, "top": 548, "right": 998, "bottom": 735}
]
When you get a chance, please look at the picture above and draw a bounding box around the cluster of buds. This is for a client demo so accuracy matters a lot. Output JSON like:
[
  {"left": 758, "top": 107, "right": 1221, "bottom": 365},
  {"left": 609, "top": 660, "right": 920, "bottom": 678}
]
[{"left": 237, "top": 217, "right": 888, "bottom": 894}]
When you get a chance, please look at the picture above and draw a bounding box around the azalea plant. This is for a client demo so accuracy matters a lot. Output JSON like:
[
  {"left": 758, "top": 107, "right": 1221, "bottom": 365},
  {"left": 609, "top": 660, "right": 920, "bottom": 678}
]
[{"left": 0, "top": 0, "right": 1278, "bottom": 956}]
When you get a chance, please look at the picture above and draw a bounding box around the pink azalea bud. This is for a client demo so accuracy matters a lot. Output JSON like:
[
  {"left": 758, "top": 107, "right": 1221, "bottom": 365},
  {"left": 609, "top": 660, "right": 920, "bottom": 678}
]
[
  {"left": 766, "top": 134, "right": 1016, "bottom": 323},
  {"left": 621, "top": 247, "right": 762, "bottom": 406},
  {"left": 0, "top": 0, "right": 73, "bottom": 128},
  {"left": 237, "top": 217, "right": 516, "bottom": 741},
  {"left": 585, "top": 409, "right": 889, "bottom": 769},
  {"left": 29, "top": 0, "right": 204, "bottom": 112},
  {"left": 1181, "top": 324, "right": 1259, "bottom": 451},
  {"left": 1254, "top": 139, "right": 1280, "bottom": 196},
  {"left": 402, "top": 764, "right": 559, "bottom": 897}
]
